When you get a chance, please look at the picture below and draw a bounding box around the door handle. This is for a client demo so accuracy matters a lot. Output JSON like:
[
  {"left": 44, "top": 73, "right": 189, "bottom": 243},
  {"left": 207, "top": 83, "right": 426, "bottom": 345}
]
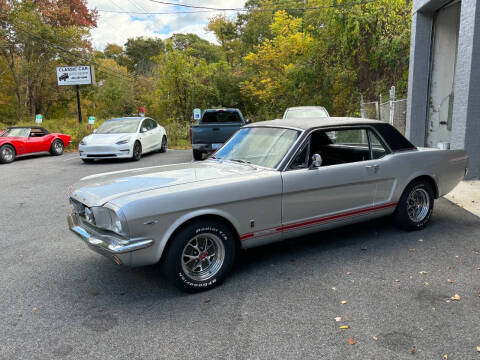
[{"left": 365, "top": 164, "right": 379, "bottom": 172}]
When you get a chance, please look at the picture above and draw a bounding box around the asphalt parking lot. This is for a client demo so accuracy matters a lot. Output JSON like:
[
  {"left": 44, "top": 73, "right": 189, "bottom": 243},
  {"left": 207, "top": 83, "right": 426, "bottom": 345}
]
[{"left": 1, "top": 150, "right": 480, "bottom": 360}]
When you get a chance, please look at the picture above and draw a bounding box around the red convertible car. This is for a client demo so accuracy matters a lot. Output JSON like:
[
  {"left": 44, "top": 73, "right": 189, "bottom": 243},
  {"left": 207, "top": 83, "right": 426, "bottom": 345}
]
[{"left": 0, "top": 126, "right": 71, "bottom": 164}]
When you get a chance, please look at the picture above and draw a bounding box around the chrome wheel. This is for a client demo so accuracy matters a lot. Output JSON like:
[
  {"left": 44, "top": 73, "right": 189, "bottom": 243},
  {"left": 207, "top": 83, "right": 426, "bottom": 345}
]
[
  {"left": 406, "top": 188, "right": 430, "bottom": 222},
  {"left": 181, "top": 233, "right": 225, "bottom": 282},
  {"left": 54, "top": 141, "right": 63, "bottom": 153},
  {"left": 2, "top": 146, "right": 14, "bottom": 162}
]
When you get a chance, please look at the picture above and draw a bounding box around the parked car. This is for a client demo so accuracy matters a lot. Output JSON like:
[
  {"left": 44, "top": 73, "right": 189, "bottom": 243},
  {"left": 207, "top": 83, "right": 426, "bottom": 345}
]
[
  {"left": 0, "top": 126, "right": 71, "bottom": 164},
  {"left": 190, "top": 108, "right": 250, "bottom": 160},
  {"left": 67, "top": 117, "right": 467, "bottom": 292},
  {"left": 283, "top": 106, "right": 329, "bottom": 120},
  {"left": 79, "top": 117, "right": 167, "bottom": 163}
]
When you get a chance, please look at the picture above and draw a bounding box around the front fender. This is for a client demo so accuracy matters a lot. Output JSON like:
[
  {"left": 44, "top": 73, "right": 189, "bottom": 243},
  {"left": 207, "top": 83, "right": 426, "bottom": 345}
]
[{"left": 154, "top": 208, "right": 241, "bottom": 263}]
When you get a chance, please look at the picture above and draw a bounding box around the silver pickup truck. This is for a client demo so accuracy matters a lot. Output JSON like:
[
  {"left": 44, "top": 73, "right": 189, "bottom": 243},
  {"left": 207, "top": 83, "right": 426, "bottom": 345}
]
[{"left": 190, "top": 108, "right": 249, "bottom": 160}]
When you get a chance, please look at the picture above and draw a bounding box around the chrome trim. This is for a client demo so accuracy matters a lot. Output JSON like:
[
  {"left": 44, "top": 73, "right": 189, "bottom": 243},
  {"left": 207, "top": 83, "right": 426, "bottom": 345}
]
[{"left": 67, "top": 213, "right": 153, "bottom": 254}]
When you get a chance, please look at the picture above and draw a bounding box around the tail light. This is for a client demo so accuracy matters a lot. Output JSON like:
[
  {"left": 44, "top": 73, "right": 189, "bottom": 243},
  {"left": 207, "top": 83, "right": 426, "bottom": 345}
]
[{"left": 189, "top": 128, "right": 193, "bottom": 143}]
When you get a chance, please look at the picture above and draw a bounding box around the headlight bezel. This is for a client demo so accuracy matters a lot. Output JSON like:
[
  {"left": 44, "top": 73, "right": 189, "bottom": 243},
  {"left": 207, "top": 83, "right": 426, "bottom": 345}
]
[{"left": 84, "top": 205, "right": 128, "bottom": 236}]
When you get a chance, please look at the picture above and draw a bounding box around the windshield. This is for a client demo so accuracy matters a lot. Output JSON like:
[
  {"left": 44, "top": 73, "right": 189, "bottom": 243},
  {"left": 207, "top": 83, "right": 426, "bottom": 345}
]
[
  {"left": 285, "top": 108, "right": 328, "bottom": 119},
  {"left": 1, "top": 128, "right": 30, "bottom": 137},
  {"left": 96, "top": 119, "right": 141, "bottom": 134},
  {"left": 213, "top": 127, "right": 300, "bottom": 168}
]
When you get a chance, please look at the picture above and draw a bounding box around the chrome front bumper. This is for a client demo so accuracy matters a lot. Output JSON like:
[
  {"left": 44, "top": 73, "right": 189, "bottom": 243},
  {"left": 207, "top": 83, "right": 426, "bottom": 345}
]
[{"left": 67, "top": 213, "right": 153, "bottom": 266}]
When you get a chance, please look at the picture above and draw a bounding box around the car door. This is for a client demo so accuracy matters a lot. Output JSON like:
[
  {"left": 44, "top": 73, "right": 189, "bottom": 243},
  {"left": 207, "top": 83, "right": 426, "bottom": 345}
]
[
  {"left": 364, "top": 129, "right": 398, "bottom": 206},
  {"left": 148, "top": 119, "right": 163, "bottom": 149},
  {"left": 280, "top": 128, "right": 376, "bottom": 237},
  {"left": 26, "top": 128, "right": 50, "bottom": 153},
  {"left": 138, "top": 119, "right": 153, "bottom": 151}
]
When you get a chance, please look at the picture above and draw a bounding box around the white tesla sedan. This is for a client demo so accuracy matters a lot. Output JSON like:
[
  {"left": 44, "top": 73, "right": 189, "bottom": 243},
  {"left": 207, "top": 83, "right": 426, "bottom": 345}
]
[{"left": 79, "top": 117, "right": 167, "bottom": 163}]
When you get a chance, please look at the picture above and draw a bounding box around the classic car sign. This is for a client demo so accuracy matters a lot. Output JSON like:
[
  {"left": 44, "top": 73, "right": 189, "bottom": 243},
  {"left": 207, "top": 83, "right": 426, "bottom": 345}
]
[
  {"left": 35, "top": 114, "right": 43, "bottom": 124},
  {"left": 56, "top": 66, "right": 94, "bottom": 86},
  {"left": 88, "top": 116, "right": 95, "bottom": 125}
]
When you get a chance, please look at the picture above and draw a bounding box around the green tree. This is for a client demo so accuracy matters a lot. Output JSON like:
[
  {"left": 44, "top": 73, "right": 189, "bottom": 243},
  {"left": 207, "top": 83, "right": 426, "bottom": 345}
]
[{"left": 124, "top": 37, "right": 165, "bottom": 75}]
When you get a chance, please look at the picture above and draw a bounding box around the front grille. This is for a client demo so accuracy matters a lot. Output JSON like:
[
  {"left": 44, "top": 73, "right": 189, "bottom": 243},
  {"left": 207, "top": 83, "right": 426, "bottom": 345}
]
[{"left": 84, "top": 146, "right": 117, "bottom": 152}]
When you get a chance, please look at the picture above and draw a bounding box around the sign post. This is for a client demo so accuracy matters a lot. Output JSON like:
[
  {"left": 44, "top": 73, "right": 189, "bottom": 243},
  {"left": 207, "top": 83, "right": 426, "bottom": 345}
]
[
  {"left": 75, "top": 85, "right": 82, "bottom": 123},
  {"left": 56, "top": 65, "right": 94, "bottom": 123},
  {"left": 88, "top": 116, "right": 95, "bottom": 130}
]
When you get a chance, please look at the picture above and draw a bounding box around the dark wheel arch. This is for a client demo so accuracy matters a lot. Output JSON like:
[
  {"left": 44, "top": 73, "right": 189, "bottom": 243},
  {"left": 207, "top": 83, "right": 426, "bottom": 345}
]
[{"left": 416, "top": 175, "right": 439, "bottom": 199}]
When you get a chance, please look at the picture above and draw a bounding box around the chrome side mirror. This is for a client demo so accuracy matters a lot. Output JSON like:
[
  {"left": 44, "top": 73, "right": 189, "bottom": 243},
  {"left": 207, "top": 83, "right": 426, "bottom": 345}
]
[
  {"left": 309, "top": 153, "right": 322, "bottom": 169},
  {"left": 245, "top": 118, "right": 251, "bottom": 124}
]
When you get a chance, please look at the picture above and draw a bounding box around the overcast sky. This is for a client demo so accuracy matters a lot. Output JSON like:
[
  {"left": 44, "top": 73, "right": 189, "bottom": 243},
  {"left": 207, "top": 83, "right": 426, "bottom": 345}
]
[{"left": 87, "top": 0, "right": 246, "bottom": 49}]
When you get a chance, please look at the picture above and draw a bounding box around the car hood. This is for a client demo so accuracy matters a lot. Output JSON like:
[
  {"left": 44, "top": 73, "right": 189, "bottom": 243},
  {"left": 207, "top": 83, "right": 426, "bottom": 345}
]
[
  {"left": 70, "top": 160, "right": 263, "bottom": 207},
  {"left": 83, "top": 133, "right": 133, "bottom": 145}
]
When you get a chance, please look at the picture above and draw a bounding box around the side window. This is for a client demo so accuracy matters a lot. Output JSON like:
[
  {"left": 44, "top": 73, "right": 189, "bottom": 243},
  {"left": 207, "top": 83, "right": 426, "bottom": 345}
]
[
  {"left": 140, "top": 120, "right": 149, "bottom": 132},
  {"left": 326, "top": 129, "right": 369, "bottom": 147},
  {"left": 311, "top": 128, "right": 370, "bottom": 166},
  {"left": 149, "top": 119, "right": 158, "bottom": 129},
  {"left": 289, "top": 139, "right": 310, "bottom": 169},
  {"left": 369, "top": 130, "right": 387, "bottom": 159}
]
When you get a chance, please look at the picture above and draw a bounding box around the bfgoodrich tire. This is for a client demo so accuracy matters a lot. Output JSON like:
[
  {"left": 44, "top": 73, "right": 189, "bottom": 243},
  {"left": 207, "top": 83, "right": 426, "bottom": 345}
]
[
  {"left": 192, "top": 149, "right": 203, "bottom": 161},
  {"left": 162, "top": 219, "right": 236, "bottom": 292},
  {"left": 393, "top": 179, "right": 434, "bottom": 231}
]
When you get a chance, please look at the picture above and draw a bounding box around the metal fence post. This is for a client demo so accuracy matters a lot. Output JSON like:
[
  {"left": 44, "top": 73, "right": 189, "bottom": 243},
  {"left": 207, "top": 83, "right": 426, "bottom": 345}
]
[
  {"left": 389, "top": 86, "right": 395, "bottom": 125},
  {"left": 360, "top": 95, "right": 365, "bottom": 118},
  {"left": 379, "top": 95, "right": 383, "bottom": 121}
]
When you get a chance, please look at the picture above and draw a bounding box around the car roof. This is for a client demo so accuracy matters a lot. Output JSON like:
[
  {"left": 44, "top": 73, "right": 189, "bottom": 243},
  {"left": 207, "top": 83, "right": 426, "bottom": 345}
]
[
  {"left": 204, "top": 108, "right": 240, "bottom": 112},
  {"left": 247, "top": 117, "right": 382, "bottom": 131},
  {"left": 106, "top": 117, "right": 146, "bottom": 122},
  {"left": 286, "top": 106, "right": 327, "bottom": 110}
]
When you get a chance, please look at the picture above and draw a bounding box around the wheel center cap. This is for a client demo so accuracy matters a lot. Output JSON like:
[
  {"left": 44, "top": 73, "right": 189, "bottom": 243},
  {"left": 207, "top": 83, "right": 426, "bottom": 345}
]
[{"left": 199, "top": 252, "right": 207, "bottom": 261}]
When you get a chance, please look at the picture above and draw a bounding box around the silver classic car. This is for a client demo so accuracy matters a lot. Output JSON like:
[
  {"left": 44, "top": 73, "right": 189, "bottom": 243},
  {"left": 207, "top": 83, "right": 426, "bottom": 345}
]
[{"left": 67, "top": 117, "right": 468, "bottom": 292}]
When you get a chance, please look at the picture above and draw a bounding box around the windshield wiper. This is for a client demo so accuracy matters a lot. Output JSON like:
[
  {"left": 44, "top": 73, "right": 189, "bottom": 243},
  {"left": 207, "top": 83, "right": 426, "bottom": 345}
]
[{"left": 229, "top": 158, "right": 253, "bottom": 165}]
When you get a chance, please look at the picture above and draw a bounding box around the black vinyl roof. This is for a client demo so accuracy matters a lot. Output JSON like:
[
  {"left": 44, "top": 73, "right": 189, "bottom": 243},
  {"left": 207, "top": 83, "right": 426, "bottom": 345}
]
[
  {"left": 248, "top": 117, "right": 416, "bottom": 152},
  {"left": 6, "top": 126, "right": 50, "bottom": 134}
]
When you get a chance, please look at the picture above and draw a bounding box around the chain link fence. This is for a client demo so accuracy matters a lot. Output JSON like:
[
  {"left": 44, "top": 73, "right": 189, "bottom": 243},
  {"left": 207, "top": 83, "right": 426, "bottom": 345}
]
[{"left": 361, "top": 88, "right": 407, "bottom": 135}]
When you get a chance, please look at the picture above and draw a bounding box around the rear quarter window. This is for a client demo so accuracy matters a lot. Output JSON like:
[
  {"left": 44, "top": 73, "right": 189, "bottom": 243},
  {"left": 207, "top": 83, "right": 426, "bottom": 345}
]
[{"left": 373, "top": 123, "right": 416, "bottom": 151}]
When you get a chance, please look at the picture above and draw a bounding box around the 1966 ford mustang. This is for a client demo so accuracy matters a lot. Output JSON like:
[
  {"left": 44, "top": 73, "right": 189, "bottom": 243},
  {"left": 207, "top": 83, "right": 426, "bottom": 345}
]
[{"left": 67, "top": 117, "right": 468, "bottom": 292}]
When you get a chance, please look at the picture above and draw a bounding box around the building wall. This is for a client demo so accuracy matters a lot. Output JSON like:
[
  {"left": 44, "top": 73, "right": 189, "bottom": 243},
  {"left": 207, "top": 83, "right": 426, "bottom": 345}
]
[{"left": 407, "top": 0, "right": 480, "bottom": 179}]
